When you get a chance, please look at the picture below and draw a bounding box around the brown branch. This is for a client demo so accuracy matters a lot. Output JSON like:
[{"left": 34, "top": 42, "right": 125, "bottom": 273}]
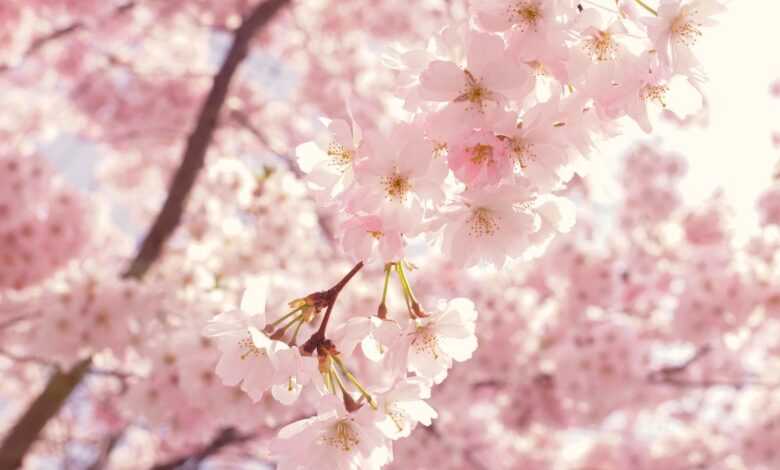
[
  {"left": 149, "top": 427, "right": 256, "bottom": 470},
  {"left": 302, "top": 261, "right": 365, "bottom": 353},
  {"left": 0, "top": 2, "right": 135, "bottom": 72},
  {"left": 86, "top": 429, "right": 125, "bottom": 470},
  {"left": 647, "top": 376, "right": 780, "bottom": 389},
  {"left": 123, "top": 0, "right": 292, "bottom": 279},
  {"left": 647, "top": 344, "right": 712, "bottom": 382},
  {"left": 0, "top": 357, "right": 92, "bottom": 469},
  {"left": 0, "top": 2, "right": 291, "bottom": 467}
]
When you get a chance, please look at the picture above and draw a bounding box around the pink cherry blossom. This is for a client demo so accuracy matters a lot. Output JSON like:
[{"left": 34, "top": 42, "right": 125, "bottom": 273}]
[
  {"left": 271, "top": 396, "right": 393, "bottom": 470},
  {"left": 202, "top": 278, "right": 288, "bottom": 401},
  {"left": 400, "top": 298, "right": 478, "bottom": 384},
  {"left": 374, "top": 377, "right": 437, "bottom": 439},
  {"left": 439, "top": 183, "right": 540, "bottom": 267},
  {"left": 418, "top": 31, "right": 532, "bottom": 113}
]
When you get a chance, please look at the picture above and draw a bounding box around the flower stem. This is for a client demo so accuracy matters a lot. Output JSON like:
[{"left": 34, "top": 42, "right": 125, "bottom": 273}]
[
  {"left": 289, "top": 317, "right": 305, "bottom": 346},
  {"left": 396, "top": 262, "right": 423, "bottom": 317},
  {"left": 333, "top": 355, "right": 377, "bottom": 409},
  {"left": 270, "top": 313, "right": 303, "bottom": 340},
  {"left": 303, "top": 261, "right": 365, "bottom": 353},
  {"left": 267, "top": 306, "right": 303, "bottom": 330},
  {"left": 377, "top": 263, "right": 393, "bottom": 318},
  {"left": 634, "top": 0, "right": 658, "bottom": 16}
]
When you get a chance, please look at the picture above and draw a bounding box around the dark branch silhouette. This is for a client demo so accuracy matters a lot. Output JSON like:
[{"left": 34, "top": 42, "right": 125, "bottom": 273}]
[
  {"left": 0, "top": 2, "right": 136, "bottom": 72},
  {"left": 0, "top": 1, "right": 291, "bottom": 467},
  {"left": 123, "top": 0, "right": 291, "bottom": 279},
  {"left": 150, "top": 427, "right": 256, "bottom": 470},
  {"left": 0, "top": 357, "right": 92, "bottom": 469}
]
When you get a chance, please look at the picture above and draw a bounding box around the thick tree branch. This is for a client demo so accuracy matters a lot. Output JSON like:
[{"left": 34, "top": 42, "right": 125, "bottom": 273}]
[
  {"left": 123, "top": 0, "right": 291, "bottom": 279},
  {"left": 150, "top": 427, "right": 256, "bottom": 470},
  {"left": 0, "top": 357, "right": 92, "bottom": 469},
  {"left": 0, "top": 2, "right": 290, "bottom": 467}
]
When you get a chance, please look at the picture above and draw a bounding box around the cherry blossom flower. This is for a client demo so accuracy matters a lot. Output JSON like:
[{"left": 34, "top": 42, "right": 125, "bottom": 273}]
[
  {"left": 346, "top": 123, "right": 446, "bottom": 214},
  {"left": 493, "top": 103, "right": 573, "bottom": 191},
  {"left": 374, "top": 377, "right": 437, "bottom": 439},
  {"left": 418, "top": 31, "right": 532, "bottom": 113},
  {"left": 399, "top": 298, "right": 478, "bottom": 384},
  {"left": 270, "top": 347, "right": 318, "bottom": 405},
  {"left": 339, "top": 214, "right": 407, "bottom": 264},
  {"left": 296, "top": 116, "right": 364, "bottom": 203},
  {"left": 202, "top": 277, "right": 288, "bottom": 401},
  {"left": 270, "top": 396, "right": 393, "bottom": 470},
  {"left": 645, "top": 0, "right": 726, "bottom": 74},
  {"left": 439, "top": 183, "right": 540, "bottom": 267}
]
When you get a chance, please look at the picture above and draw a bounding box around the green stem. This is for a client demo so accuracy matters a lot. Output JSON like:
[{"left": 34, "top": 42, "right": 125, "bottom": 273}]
[
  {"left": 396, "top": 262, "right": 422, "bottom": 317},
  {"left": 323, "top": 369, "right": 334, "bottom": 394},
  {"left": 290, "top": 317, "right": 305, "bottom": 346},
  {"left": 634, "top": 0, "right": 658, "bottom": 16},
  {"left": 332, "top": 355, "right": 377, "bottom": 408},
  {"left": 330, "top": 364, "right": 349, "bottom": 396},
  {"left": 267, "top": 307, "right": 303, "bottom": 330},
  {"left": 377, "top": 263, "right": 393, "bottom": 318},
  {"left": 272, "top": 313, "right": 303, "bottom": 339}
]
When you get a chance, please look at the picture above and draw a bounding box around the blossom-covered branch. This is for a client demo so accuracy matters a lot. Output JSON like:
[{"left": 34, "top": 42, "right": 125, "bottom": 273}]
[{"left": 0, "top": 1, "right": 291, "bottom": 467}]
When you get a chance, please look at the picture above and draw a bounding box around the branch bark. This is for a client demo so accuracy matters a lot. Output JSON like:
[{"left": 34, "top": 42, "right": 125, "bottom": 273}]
[
  {"left": 0, "top": 2, "right": 136, "bottom": 72},
  {"left": 123, "top": 0, "right": 291, "bottom": 279},
  {"left": 0, "top": 1, "right": 290, "bottom": 467},
  {"left": 149, "top": 427, "right": 255, "bottom": 470},
  {"left": 0, "top": 357, "right": 92, "bottom": 469}
]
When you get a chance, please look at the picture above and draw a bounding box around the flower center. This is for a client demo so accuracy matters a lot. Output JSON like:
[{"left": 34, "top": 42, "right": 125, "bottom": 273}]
[
  {"left": 381, "top": 173, "right": 412, "bottom": 201},
  {"left": 467, "top": 143, "right": 496, "bottom": 166},
  {"left": 583, "top": 31, "right": 616, "bottom": 61},
  {"left": 671, "top": 13, "right": 702, "bottom": 46},
  {"left": 327, "top": 142, "right": 353, "bottom": 171},
  {"left": 510, "top": 137, "right": 535, "bottom": 169},
  {"left": 641, "top": 84, "right": 669, "bottom": 107},
  {"left": 412, "top": 325, "right": 440, "bottom": 359},
  {"left": 322, "top": 419, "right": 360, "bottom": 452},
  {"left": 238, "top": 335, "right": 265, "bottom": 360},
  {"left": 433, "top": 141, "right": 448, "bottom": 158},
  {"left": 455, "top": 70, "right": 494, "bottom": 111},
  {"left": 511, "top": 1, "right": 542, "bottom": 30},
  {"left": 367, "top": 230, "right": 384, "bottom": 240},
  {"left": 468, "top": 208, "right": 501, "bottom": 237}
]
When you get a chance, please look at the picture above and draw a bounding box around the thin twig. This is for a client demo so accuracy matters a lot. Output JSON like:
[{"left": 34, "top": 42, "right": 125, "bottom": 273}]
[
  {"left": 302, "top": 261, "right": 365, "bottom": 353},
  {"left": 229, "top": 109, "right": 302, "bottom": 176},
  {"left": 0, "top": 2, "right": 136, "bottom": 72}
]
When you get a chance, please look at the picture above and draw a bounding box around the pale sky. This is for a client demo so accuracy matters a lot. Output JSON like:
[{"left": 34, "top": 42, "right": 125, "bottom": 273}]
[{"left": 599, "top": 0, "right": 780, "bottom": 234}]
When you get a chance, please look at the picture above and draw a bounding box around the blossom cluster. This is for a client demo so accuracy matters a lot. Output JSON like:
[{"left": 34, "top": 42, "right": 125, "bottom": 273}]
[
  {"left": 204, "top": 268, "right": 478, "bottom": 469},
  {"left": 0, "top": 149, "right": 87, "bottom": 289},
  {"left": 297, "top": 0, "right": 724, "bottom": 268},
  {"left": 0, "top": 0, "right": 740, "bottom": 469}
]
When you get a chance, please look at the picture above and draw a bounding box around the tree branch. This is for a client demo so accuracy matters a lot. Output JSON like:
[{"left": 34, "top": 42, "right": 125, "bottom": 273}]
[
  {"left": 123, "top": 0, "right": 292, "bottom": 279},
  {"left": 0, "top": 2, "right": 136, "bottom": 72},
  {"left": 86, "top": 429, "right": 125, "bottom": 470},
  {"left": 0, "top": 1, "right": 291, "bottom": 467},
  {"left": 149, "top": 427, "right": 255, "bottom": 470},
  {"left": 0, "top": 357, "right": 92, "bottom": 469}
]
